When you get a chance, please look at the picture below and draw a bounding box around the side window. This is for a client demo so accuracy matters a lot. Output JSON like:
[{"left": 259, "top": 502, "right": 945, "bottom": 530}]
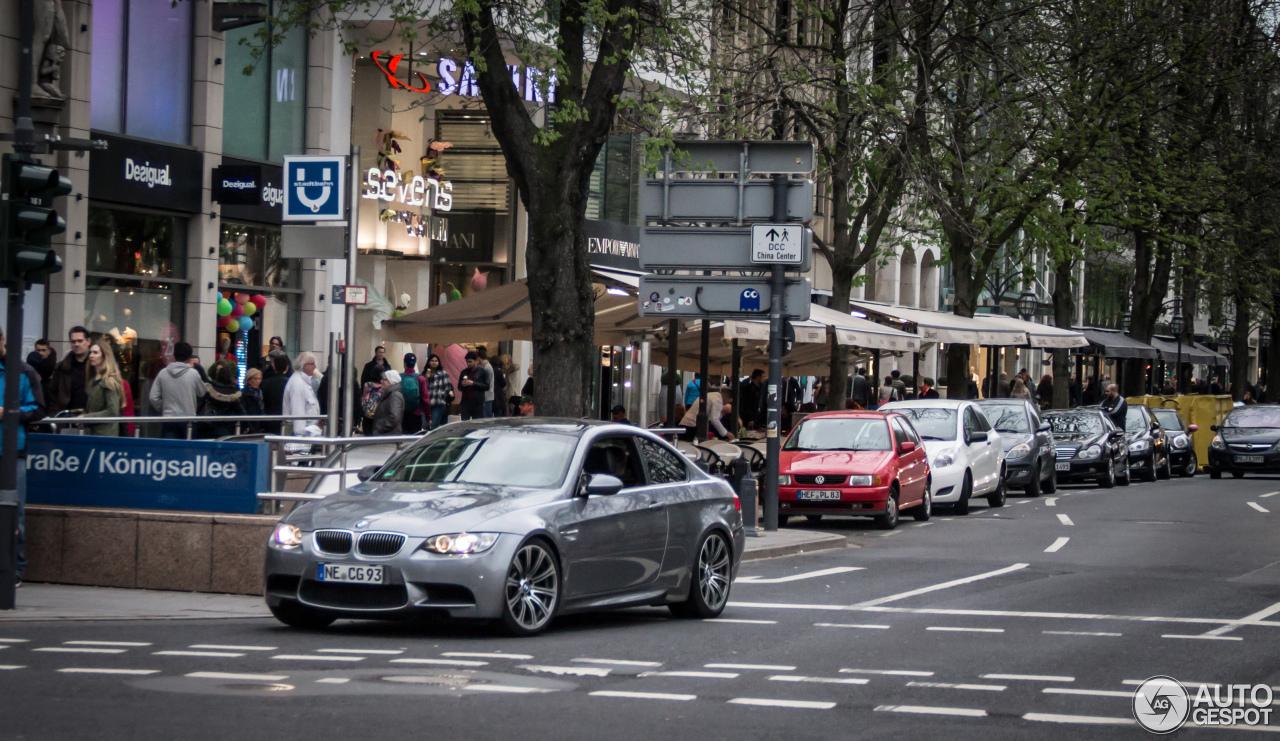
[
  {"left": 902, "top": 419, "right": 922, "bottom": 445},
  {"left": 1030, "top": 407, "right": 1042, "bottom": 431},
  {"left": 974, "top": 409, "right": 992, "bottom": 432},
  {"left": 963, "top": 407, "right": 982, "bottom": 437},
  {"left": 582, "top": 437, "right": 645, "bottom": 488},
  {"left": 889, "top": 417, "right": 909, "bottom": 446},
  {"left": 637, "top": 438, "right": 689, "bottom": 484}
]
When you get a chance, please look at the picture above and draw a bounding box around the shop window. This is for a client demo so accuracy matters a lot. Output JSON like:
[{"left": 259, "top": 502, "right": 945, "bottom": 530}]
[
  {"left": 218, "top": 221, "right": 302, "bottom": 374},
  {"left": 586, "top": 134, "right": 639, "bottom": 225},
  {"left": 222, "top": 3, "right": 307, "bottom": 162},
  {"left": 90, "top": 0, "right": 192, "bottom": 145},
  {"left": 436, "top": 114, "right": 510, "bottom": 212},
  {"left": 83, "top": 279, "right": 187, "bottom": 416},
  {"left": 87, "top": 207, "right": 187, "bottom": 279},
  {"left": 218, "top": 222, "right": 296, "bottom": 289}
]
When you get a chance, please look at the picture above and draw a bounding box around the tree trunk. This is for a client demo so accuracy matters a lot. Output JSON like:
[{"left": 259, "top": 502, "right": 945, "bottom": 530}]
[
  {"left": 1267, "top": 305, "right": 1280, "bottom": 403},
  {"left": 1051, "top": 255, "right": 1076, "bottom": 409},
  {"left": 946, "top": 235, "right": 978, "bottom": 399},
  {"left": 1230, "top": 298, "right": 1250, "bottom": 400}
]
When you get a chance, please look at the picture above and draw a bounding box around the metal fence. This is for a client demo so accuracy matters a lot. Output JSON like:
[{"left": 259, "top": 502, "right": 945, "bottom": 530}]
[{"left": 34, "top": 413, "right": 329, "bottom": 440}]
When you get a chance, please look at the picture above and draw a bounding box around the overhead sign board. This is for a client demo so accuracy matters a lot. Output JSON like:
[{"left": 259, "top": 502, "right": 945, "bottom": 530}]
[
  {"left": 640, "top": 227, "right": 812, "bottom": 272},
  {"left": 283, "top": 154, "right": 346, "bottom": 221},
  {"left": 641, "top": 179, "right": 814, "bottom": 225},
  {"left": 639, "top": 276, "right": 811, "bottom": 321},
  {"left": 751, "top": 224, "right": 805, "bottom": 264},
  {"left": 664, "top": 141, "right": 815, "bottom": 175}
]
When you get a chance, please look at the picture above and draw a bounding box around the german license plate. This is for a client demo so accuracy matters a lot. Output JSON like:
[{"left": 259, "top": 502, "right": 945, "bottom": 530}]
[
  {"left": 1235, "top": 455, "right": 1265, "bottom": 463},
  {"left": 1055, "top": 462, "right": 1072, "bottom": 471},
  {"left": 318, "top": 563, "right": 385, "bottom": 584},
  {"left": 798, "top": 490, "right": 842, "bottom": 501}
]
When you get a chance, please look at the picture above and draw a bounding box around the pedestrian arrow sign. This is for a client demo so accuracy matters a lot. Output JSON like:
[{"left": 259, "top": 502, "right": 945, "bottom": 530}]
[{"left": 752, "top": 224, "right": 804, "bottom": 264}]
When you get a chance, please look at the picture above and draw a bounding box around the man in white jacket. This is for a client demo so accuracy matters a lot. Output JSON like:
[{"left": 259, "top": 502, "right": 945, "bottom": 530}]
[{"left": 282, "top": 352, "right": 320, "bottom": 435}]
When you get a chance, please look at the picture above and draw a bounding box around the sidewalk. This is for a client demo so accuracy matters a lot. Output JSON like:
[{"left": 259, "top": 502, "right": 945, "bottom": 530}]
[{"left": 741, "top": 528, "right": 847, "bottom": 562}]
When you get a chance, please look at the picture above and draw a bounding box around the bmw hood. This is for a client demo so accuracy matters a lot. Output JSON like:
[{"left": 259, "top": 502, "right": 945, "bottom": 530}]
[{"left": 284, "top": 482, "right": 562, "bottom": 535}]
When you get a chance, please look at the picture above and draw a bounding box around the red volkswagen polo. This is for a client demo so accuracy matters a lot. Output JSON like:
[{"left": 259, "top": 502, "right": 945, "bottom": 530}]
[{"left": 778, "top": 410, "right": 931, "bottom": 530}]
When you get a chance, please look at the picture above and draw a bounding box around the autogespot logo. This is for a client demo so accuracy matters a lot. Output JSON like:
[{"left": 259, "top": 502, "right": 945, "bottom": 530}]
[
  {"left": 1133, "top": 676, "right": 1190, "bottom": 733},
  {"left": 1133, "top": 676, "right": 1275, "bottom": 733}
]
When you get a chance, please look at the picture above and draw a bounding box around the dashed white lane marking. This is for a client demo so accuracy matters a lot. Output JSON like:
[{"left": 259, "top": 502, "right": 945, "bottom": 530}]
[
  {"left": 0, "top": 639, "right": 29, "bottom": 643},
  {"left": 441, "top": 652, "right": 533, "bottom": 660},
  {"left": 1024, "top": 713, "right": 1133, "bottom": 726},
  {"left": 863, "top": 605, "right": 1276, "bottom": 627},
  {"left": 58, "top": 668, "right": 160, "bottom": 675},
  {"left": 271, "top": 654, "right": 364, "bottom": 662},
  {"left": 590, "top": 690, "right": 696, "bottom": 701},
  {"left": 908, "top": 681, "right": 1005, "bottom": 692},
  {"left": 187, "top": 672, "right": 289, "bottom": 681},
  {"left": 981, "top": 673, "right": 1074, "bottom": 682},
  {"left": 815, "top": 623, "right": 890, "bottom": 630},
  {"left": 0, "top": 665, "right": 24, "bottom": 670},
  {"left": 875, "top": 705, "right": 987, "bottom": 718},
  {"left": 463, "top": 685, "right": 551, "bottom": 694},
  {"left": 1057, "top": 514, "right": 1074, "bottom": 526},
  {"left": 316, "top": 678, "right": 350, "bottom": 684},
  {"left": 914, "top": 522, "right": 934, "bottom": 527},
  {"left": 154, "top": 650, "right": 246, "bottom": 658},
  {"left": 1043, "top": 630, "right": 1122, "bottom": 637},
  {"left": 1261, "top": 491, "right": 1280, "bottom": 498},
  {"left": 1045, "top": 497, "right": 1058, "bottom": 507},
  {"left": 770, "top": 675, "right": 868, "bottom": 685},
  {"left": 1162, "top": 634, "right": 1244, "bottom": 641},
  {"left": 640, "top": 671, "right": 739, "bottom": 679},
  {"left": 926, "top": 627, "right": 1004, "bottom": 634},
  {"left": 706, "top": 663, "right": 796, "bottom": 671},
  {"left": 879, "top": 531, "right": 901, "bottom": 538},
  {"left": 390, "top": 658, "right": 488, "bottom": 667},
  {"left": 519, "top": 664, "right": 611, "bottom": 677},
  {"left": 1045, "top": 537, "right": 1070, "bottom": 553},
  {"left": 34, "top": 647, "right": 126, "bottom": 654},
  {"left": 64, "top": 641, "right": 151, "bottom": 647},
  {"left": 1202, "top": 600, "right": 1280, "bottom": 637},
  {"left": 1249, "top": 502, "right": 1270, "bottom": 513},
  {"left": 729, "top": 698, "right": 835, "bottom": 709},
  {"left": 841, "top": 669, "right": 934, "bottom": 677},
  {"left": 316, "top": 648, "right": 404, "bottom": 655},
  {"left": 704, "top": 618, "right": 777, "bottom": 625},
  {"left": 738, "top": 567, "right": 865, "bottom": 584},
  {"left": 572, "top": 658, "right": 663, "bottom": 668},
  {"left": 1123, "top": 679, "right": 1222, "bottom": 688},
  {"left": 1043, "top": 688, "right": 1132, "bottom": 698},
  {"left": 852, "top": 563, "right": 1030, "bottom": 609},
  {"left": 190, "top": 645, "right": 277, "bottom": 652}
]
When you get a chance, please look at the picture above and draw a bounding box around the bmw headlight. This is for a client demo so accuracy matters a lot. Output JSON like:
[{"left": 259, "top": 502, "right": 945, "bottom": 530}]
[
  {"left": 779, "top": 474, "right": 792, "bottom": 486},
  {"left": 1172, "top": 434, "right": 1189, "bottom": 450},
  {"left": 933, "top": 449, "right": 957, "bottom": 468},
  {"left": 272, "top": 523, "right": 302, "bottom": 549},
  {"left": 1077, "top": 444, "right": 1102, "bottom": 460},
  {"left": 1128, "top": 439, "right": 1151, "bottom": 453},
  {"left": 1006, "top": 443, "right": 1032, "bottom": 459},
  {"left": 848, "top": 475, "right": 883, "bottom": 487},
  {"left": 421, "top": 533, "right": 500, "bottom": 555},
  {"left": 1211, "top": 435, "right": 1225, "bottom": 450}
]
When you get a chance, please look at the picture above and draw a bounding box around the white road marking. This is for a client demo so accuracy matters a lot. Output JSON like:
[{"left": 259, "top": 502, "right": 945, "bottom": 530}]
[
  {"left": 441, "top": 652, "right": 533, "bottom": 660},
  {"left": 64, "top": 641, "right": 152, "bottom": 647},
  {"left": 1162, "top": 634, "right": 1244, "bottom": 641},
  {"left": 875, "top": 705, "right": 988, "bottom": 717},
  {"left": 390, "top": 658, "right": 488, "bottom": 667},
  {"left": 1057, "top": 514, "right": 1074, "bottom": 526},
  {"left": 815, "top": 623, "right": 890, "bottom": 630},
  {"left": 190, "top": 645, "right": 277, "bottom": 652},
  {"left": 187, "top": 672, "right": 289, "bottom": 681},
  {"left": 1261, "top": 491, "right": 1280, "bottom": 498},
  {"left": 0, "top": 665, "right": 24, "bottom": 670},
  {"left": 706, "top": 663, "right": 795, "bottom": 671},
  {"left": 58, "top": 668, "right": 160, "bottom": 675},
  {"left": 0, "top": 638, "right": 29, "bottom": 643},
  {"left": 1045, "top": 537, "right": 1070, "bottom": 553},
  {"left": 879, "top": 531, "right": 901, "bottom": 537},
  {"left": 841, "top": 669, "right": 934, "bottom": 677},
  {"left": 770, "top": 675, "right": 868, "bottom": 685},
  {"left": 572, "top": 658, "right": 663, "bottom": 668},
  {"left": 154, "top": 650, "right": 246, "bottom": 658},
  {"left": 926, "top": 627, "right": 1004, "bottom": 633},
  {"left": 860, "top": 605, "right": 1279, "bottom": 628},
  {"left": 316, "top": 678, "right": 350, "bottom": 684},
  {"left": 1202, "top": 600, "right": 1280, "bottom": 637},
  {"left": 1043, "top": 688, "right": 1133, "bottom": 698},
  {"left": 1249, "top": 502, "right": 1270, "bottom": 513},
  {"left": 271, "top": 654, "right": 364, "bottom": 662},
  {"left": 737, "top": 567, "right": 864, "bottom": 584},
  {"left": 729, "top": 698, "right": 835, "bottom": 709},
  {"left": 982, "top": 673, "right": 1074, "bottom": 682},
  {"left": 1023, "top": 713, "right": 1133, "bottom": 726},
  {"left": 1043, "top": 630, "right": 1122, "bottom": 637},
  {"left": 908, "top": 681, "right": 1005, "bottom": 692},
  {"left": 851, "top": 563, "right": 1030, "bottom": 609},
  {"left": 463, "top": 685, "right": 551, "bottom": 694},
  {"left": 640, "top": 671, "right": 739, "bottom": 679},
  {"left": 590, "top": 690, "right": 696, "bottom": 701},
  {"left": 914, "top": 522, "right": 935, "bottom": 527},
  {"left": 1124, "top": 679, "right": 1221, "bottom": 688},
  {"left": 703, "top": 618, "right": 777, "bottom": 625},
  {"left": 34, "top": 647, "right": 126, "bottom": 654},
  {"left": 519, "top": 664, "right": 611, "bottom": 677},
  {"left": 1045, "top": 497, "right": 1058, "bottom": 506},
  {"left": 316, "top": 648, "right": 404, "bottom": 655}
]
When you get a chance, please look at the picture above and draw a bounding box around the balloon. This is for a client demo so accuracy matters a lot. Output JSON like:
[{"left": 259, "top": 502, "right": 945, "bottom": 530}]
[
  {"left": 220, "top": 291, "right": 231, "bottom": 300},
  {"left": 225, "top": 318, "right": 240, "bottom": 333},
  {"left": 234, "top": 293, "right": 250, "bottom": 305},
  {"left": 217, "top": 298, "right": 232, "bottom": 316},
  {"left": 242, "top": 302, "right": 257, "bottom": 316},
  {"left": 230, "top": 303, "right": 244, "bottom": 318},
  {"left": 250, "top": 294, "right": 268, "bottom": 309},
  {"left": 216, "top": 315, "right": 231, "bottom": 328},
  {"left": 238, "top": 316, "right": 253, "bottom": 332}
]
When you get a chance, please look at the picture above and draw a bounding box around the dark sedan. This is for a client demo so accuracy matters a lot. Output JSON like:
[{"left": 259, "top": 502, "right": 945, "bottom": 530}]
[
  {"left": 1209, "top": 405, "right": 1280, "bottom": 479},
  {"left": 978, "top": 399, "right": 1057, "bottom": 496},
  {"left": 1045, "top": 409, "right": 1131, "bottom": 488},
  {"left": 1124, "top": 404, "right": 1172, "bottom": 481},
  {"left": 1152, "top": 407, "right": 1198, "bottom": 477}
]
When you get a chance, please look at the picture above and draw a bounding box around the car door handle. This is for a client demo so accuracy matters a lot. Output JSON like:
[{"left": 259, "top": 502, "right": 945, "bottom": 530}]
[{"left": 647, "top": 501, "right": 666, "bottom": 510}]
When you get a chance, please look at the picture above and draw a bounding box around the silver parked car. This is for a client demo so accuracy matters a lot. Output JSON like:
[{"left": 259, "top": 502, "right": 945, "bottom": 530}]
[{"left": 264, "top": 419, "right": 746, "bottom": 635}]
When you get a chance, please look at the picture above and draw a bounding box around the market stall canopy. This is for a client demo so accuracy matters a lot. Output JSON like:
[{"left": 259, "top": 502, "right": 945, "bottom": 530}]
[
  {"left": 850, "top": 300, "right": 1028, "bottom": 346},
  {"left": 1070, "top": 327, "right": 1158, "bottom": 359},
  {"left": 1148, "top": 336, "right": 1226, "bottom": 365},
  {"left": 974, "top": 314, "right": 1089, "bottom": 349},
  {"left": 723, "top": 304, "right": 922, "bottom": 352}
]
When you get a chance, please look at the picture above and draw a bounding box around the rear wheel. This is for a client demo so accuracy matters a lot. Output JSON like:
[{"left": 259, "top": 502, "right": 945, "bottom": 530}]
[
  {"left": 1025, "top": 463, "right": 1042, "bottom": 498},
  {"left": 670, "top": 530, "right": 733, "bottom": 618},
  {"left": 269, "top": 600, "right": 335, "bottom": 630},
  {"left": 912, "top": 481, "right": 932, "bottom": 522},
  {"left": 953, "top": 473, "right": 973, "bottom": 516},
  {"left": 501, "top": 539, "right": 560, "bottom": 636},
  {"left": 875, "top": 489, "right": 900, "bottom": 530},
  {"left": 1233, "top": 471, "right": 1246, "bottom": 479},
  {"left": 1182, "top": 452, "right": 1198, "bottom": 478}
]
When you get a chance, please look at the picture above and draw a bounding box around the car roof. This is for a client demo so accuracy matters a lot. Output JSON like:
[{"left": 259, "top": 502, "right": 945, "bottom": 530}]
[
  {"left": 795, "top": 410, "right": 889, "bottom": 419},
  {"left": 882, "top": 399, "right": 970, "bottom": 409}
]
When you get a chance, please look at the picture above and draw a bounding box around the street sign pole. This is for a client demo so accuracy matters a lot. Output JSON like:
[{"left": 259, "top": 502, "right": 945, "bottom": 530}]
[
  {"left": 763, "top": 174, "right": 789, "bottom": 532},
  {"left": 341, "top": 145, "right": 360, "bottom": 438}
]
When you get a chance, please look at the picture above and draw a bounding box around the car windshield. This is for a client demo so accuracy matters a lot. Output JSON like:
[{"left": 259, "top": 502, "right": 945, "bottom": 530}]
[
  {"left": 979, "top": 403, "right": 1031, "bottom": 433},
  {"left": 1124, "top": 408, "right": 1150, "bottom": 432},
  {"left": 1153, "top": 409, "right": 1184, "bottom": 430},
  {"left": 375, "top": 429, "right": 578, "bottom": 488},
  {"left": 1046, "top": 413, "right": 1104, "bottom": 436},
  {"left": 1225, "top": 407, "right": 1280, "bottom": 429},
  {"left": 887, "top": 408, "right": 957, "bottom": 440},
  {"left": 784, "top": 418, "right": 893, "bottom": 451}
]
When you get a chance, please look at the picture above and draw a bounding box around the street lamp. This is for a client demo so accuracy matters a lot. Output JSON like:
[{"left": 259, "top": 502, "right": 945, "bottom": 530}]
[
  {"left": 1016, "top": 287, "right": 1038, "bottom": 321},
  {"left": 1121, "top": 310, "right": 1132, "bottom": 334},
  {"left": 1169, "top": 301, "right": 1184, "bottom": 395}
]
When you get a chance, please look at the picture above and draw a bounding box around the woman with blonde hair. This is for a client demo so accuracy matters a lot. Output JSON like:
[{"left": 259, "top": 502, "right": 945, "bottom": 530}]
[{"left": 83, "top": 339, "right": 123, "bottom": 436}]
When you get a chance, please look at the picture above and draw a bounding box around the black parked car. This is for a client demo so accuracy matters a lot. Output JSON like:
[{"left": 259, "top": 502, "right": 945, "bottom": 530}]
[
  {"left": 1152, "top": 407, "right": 1199, "bottom": 477},
  {"left": 978, "top": 398, "right": 1056, "bottom": 496},
  {"left": 1123, "top": 404, "right": 1172, "bottom": 482},
  {"left": 1045, "top": 408, "right": 1131, "bottom": 488},
  {"left": 1208, "top": 405, "right": 1280, "bottom": 479}
]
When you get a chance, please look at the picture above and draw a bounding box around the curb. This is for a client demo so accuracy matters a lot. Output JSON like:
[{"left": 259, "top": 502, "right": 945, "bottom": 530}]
[{"left": 741, "top": 532, "right": 848, "bottom": 562}]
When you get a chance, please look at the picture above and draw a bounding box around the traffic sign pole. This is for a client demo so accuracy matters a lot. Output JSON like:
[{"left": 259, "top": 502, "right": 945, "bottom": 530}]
[{"left": 763, "top": 174, "right": 789, "bottom": 532}]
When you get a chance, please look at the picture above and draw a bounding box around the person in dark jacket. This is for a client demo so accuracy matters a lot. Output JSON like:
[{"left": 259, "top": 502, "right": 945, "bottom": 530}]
[
  {"left": 201, "top": 361, "right": 246, "bottom": 438},
  {"left": 1, "top": 328, "right": 40, "bottom": 587},
  {"left": 1037, "top": 374, "right": 1054, "bottom": 409},
  {"left": 458, "top": 351, "right": 490, "bottom": 421},
  {"left": 261, "top": 354, "right": 290, "bottom": 434},
  {"left": 260, "top": 336, "right": 284, "bottom": 373},
  {"left": 740, "top": 369, "right": 766, "bottom": 429},
  {"left": 918, "top": 377, "right": 941, "bottom": 399},
  {"left": 851, "top": 367, "right": 871, "bottom": 408},
  {"left": 1100, "top": 383, "right": 1127, "bottom": 429},
  {"left": 25, "top": 339, "right": 55, "bottom": 400},
  {"left": 48, "top": 325, "right": 92, "bottom": 414},
  {"left": 242, "top": 367, "right": 265, "bottom": 431},
  {"left": 373, "top": 369, "right": 405, "bottom": 435},
  {"left": 360, "top": 346, "right": 391, "bottom": 388}
]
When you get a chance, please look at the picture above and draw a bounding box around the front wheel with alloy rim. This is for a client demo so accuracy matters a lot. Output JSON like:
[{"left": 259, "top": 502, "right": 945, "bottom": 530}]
[
  {"left": 953, "top": 473, "right": 973, "bottom": 515},
  {"left": 501, "top": 540, "right": 560, "bottom": 636},
  {"left": 875, "top": 489, "right": 900, "bottom": 529},
  {"left": 1117, "top": 457, "right": 1131, "bottom": 486},
  {"left": 1182, "top": 452, "right": 1198, "bottom": 477},
  {"left": 1043, "top": 466, "right": 1058, "bottom": 493},
  {"left": 1025, "top": 463, "right": 1042, "bottom": 497},
  {"left": 1098, "top": 459, "right": 1116, "bottom": 488},
  {"left": 670, "top": 531, "right": 733, "bottom": 618},
  {"left": 986, "top": 470, "right": 1007, "bottom": 507},
  {"left": 1157, "top": 453, "right": 1172, "bottom": 480},
  {"left": 912, "top": 480, "right": 932, "bottom": 521},
  {"left": 269, "top": 600, "right": 336, "bottom": 630}
]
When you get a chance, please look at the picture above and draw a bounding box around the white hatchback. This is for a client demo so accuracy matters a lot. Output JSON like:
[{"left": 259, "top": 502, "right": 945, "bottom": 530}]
[{"left": 880, "top": 399, "right": 1007, "bottom": 514}]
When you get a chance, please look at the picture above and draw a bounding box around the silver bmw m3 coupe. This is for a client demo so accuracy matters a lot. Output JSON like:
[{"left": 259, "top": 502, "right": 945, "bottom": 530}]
[{"left": 264, "top": 419, "right": 746, "bottom": 635}]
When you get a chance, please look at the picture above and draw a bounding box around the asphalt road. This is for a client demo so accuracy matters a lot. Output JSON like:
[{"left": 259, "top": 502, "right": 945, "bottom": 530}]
[{"left": 5, "top": 473, "right": 1280, "bottom": 739}]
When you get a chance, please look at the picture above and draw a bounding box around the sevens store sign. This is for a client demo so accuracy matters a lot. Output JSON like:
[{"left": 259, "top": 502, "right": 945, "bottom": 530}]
[{"left": 363, "top": 170, "right": 453, "bottom": 212}]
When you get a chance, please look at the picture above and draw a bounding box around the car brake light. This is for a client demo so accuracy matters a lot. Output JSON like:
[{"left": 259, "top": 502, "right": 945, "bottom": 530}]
[{"left": 732, "top": 493, "right": 741, "bottom": 511}]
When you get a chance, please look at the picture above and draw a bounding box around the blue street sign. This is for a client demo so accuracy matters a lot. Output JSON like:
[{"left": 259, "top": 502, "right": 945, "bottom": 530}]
[{"left": 283, "top": 154, "right": 346, "bottom": 221}]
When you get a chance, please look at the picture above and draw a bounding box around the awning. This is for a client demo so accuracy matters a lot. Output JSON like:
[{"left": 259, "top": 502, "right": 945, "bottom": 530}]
[
  {"left": 974, "top": 314, "right": 1089, "bottom": 349},
  {"left": 723, "top": 304, "right": 921, "bottom": 352},
  {"left": 1070, "top": 327, "right": 1158, "bottom": 359},
  {"left": 1149, "top": 336, "right": 1224, "bottom": 365},
  {"left": 850, "top": 300, "right": 1027, "bottom": 346}
]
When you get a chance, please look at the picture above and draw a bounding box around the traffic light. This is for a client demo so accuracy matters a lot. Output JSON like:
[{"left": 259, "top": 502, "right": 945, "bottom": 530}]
[{"left": 1, "top": 154, "right": 69, "bottom": 285}]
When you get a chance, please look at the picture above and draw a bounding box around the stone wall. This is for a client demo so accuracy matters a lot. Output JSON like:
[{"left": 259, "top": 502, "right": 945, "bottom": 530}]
[{"left": 24, "top": 505, "right": 279, "bottom": 596}]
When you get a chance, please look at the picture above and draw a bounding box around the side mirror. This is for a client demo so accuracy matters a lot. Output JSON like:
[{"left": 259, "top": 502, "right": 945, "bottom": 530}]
[
  {"left": 1038, "top": 421, "right": 1051, "bottom": 432},
  {"left": 1210, "top": 425, "right": 1218, "bottom": 432},
  {"left": 1110, "top": 430, "right": 1126, "bottom": 441},
  {"left": 357, "top": 465, "right": 381, "bottom": 482},
  {"left": 968, "top": 430, "right": 988, "bottom": 443},
  {"left": 898, "top": 441, "right": 917, "bottom": 455},
  {"left": 1188, "top": 424, "right": 1199, "bottom": 432},
  {"left": 582, "top": 473, "right": 624, "bottom": 497}
]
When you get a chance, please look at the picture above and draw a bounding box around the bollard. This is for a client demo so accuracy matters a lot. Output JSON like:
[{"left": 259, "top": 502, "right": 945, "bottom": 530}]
[{"left": 739, "top": 474, "right": 761, "bottom": 537}]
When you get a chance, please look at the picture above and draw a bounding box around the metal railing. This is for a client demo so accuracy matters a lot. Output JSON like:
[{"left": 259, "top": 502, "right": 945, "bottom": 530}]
[
  {"left": 35, "top": 414, "right": 328, "bottom": 440},
  {"left": 258, "top": 433, "right": 424, "bottom": 507}
]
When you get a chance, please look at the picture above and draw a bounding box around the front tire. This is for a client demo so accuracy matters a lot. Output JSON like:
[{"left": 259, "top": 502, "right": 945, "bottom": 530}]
[
  {"left": 1157, "top": 453, "right": 1172, "bottom": 480},
  {"left": 1182, "top": 452, "right": 1198, "bottom": 477},
  {"left": 1209, "top": 468, "right": 1222, "bottom": 479},
  {"left": 670, "top": 530, "right": 733, "bottom": 618},
  {"left": 1141, "top": 456, "right": 1157, "bottom": 482},
  {"left": 912, "top": 481, "right": 932, "bottom": 521},
  {"left": 1025, "top": 463, "right": 1042, "bottom": 497},
  {"left": 269, "top": 600, "right": 336, "bottom": 630},
  {"left": 1099, "top": 459, "right": 1116, "bottom": 489},
  {"left": 1233, "top": 471, "right": 1245, "bottom": 479},
  {"left": 501, "top": 539, "right": 560, "bottom": 636},
  {"left": 1043, "top": 466, "right": 1058, "bottom": 493},
  {"left": 987, "top": 470, "right": 1007, "bottom": 507},
  {"left": 875, "top": 489, "right": 900, "bottom": 530},
  {"left": 1117, "top": 457, "right": 1131, "bottom": 486},
  {"left": 953, "top": 472, "right": 973, "bottom": 515}
]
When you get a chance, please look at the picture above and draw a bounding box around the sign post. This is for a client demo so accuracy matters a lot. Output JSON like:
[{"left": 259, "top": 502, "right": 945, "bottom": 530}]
[{"left": 764, "top": 174, "right": 790, "bottom": 532}]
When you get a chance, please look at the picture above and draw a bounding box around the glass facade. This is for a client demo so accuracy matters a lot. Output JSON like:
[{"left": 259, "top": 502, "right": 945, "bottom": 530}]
[
  {"left": 586, "top": 134, "right": 640, "bottom": 224},
  {"left": 90, "top": 0, "right": 193, "bottom": 145},
  {"left": 1083, "top": 256, "right": 1134, "bottom": 330},
  {"left": 219, "top": 221, "right": 302, "bottom": 365},
  {"left": 222, "top": 4, "right": 308, "bottom": 162}
]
